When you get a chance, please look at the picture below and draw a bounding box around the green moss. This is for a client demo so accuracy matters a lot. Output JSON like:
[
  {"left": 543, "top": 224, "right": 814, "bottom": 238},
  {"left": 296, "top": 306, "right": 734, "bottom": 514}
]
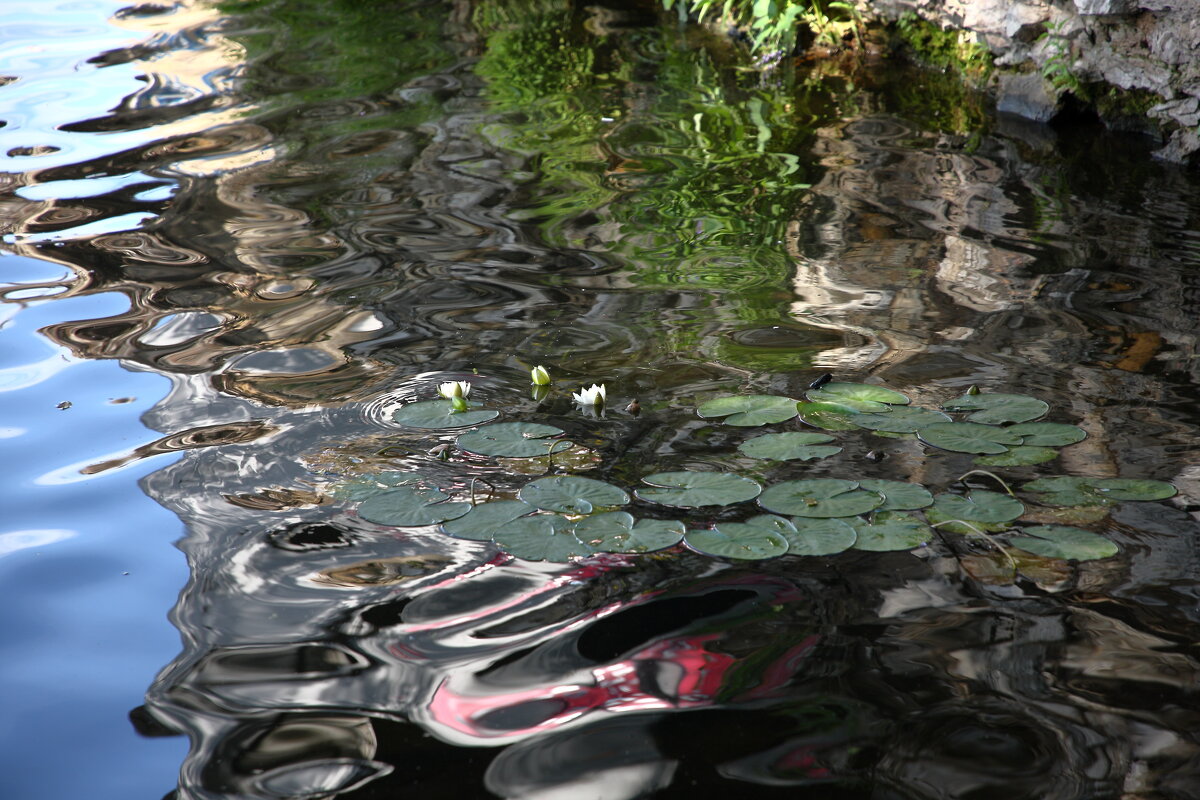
[
  {"left": 1086, "top": 84, "right": 1162, "bottom": 121},
  {"left": 891, "top": 12, "right": 993, "bottom": 82}
]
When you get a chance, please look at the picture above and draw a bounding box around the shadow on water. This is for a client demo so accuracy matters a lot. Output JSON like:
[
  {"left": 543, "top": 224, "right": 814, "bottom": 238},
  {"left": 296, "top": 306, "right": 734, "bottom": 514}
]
[{"left": 5, "top": 0, "right": 1200, "bottom": 797}]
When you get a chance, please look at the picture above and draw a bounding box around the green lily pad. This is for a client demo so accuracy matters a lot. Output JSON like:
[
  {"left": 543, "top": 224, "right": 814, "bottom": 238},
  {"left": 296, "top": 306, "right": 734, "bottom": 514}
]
[
  {"left": 758, "top": 479, "right": 884, "bottom": 518},
  {"left": 1006, "top": 422, "right": 1087, "bottom": 447},
  {"left": 974, "top": 446, "right": 1059, "bottom": 467},
  {"left": 918, "top": 422, "right": 1023, "bottom": 454},
  {"left": 696, "top": 395, "right": 800, "bottom": 426},
  {"left": 441, "top": 500, "right": 535, "bottom": 541},
  {"left": 685, "top": 523, "right": 790, "bottom": 560},
  {"left": 783, "top": 517, "right": 857, "bottom": 556},
  {"left": 392, "top": 400, "right": 500, "bottom": 429},
  {"left": 493, "top": 515, "right": 595, "bottom": 562},
  {"left": 1023, "top": 476, "right": 1175, "bottom": 505},
  {"left": 737, "top": 432, "right": 842, "bottom": 462},
  {"left": 519, "top": 476, "right": 629, "bottom": 514},
  {"left": 457, "top": 422, "right": 570, "bottom": 458},
  {"left": 796, "top": 401, "right": 860, "bottom": 431},
  {"left": 857, "top": 479, "right": 934, "bottom": 511},
  {"left": 635, "top": 471, "right": 762, "bottom": 508},
  {"left": 574, "top": 512, "right": 685, "bottom": 553},
  {"left": 806, "top": 382, "right": 910, "bottom": 412},
  {"left": 927, "top": 490, "right": 1024, "bottom": 534},
  {"left": 333, "top": 471, "right": 426, "bottom": 502},
  {"left": 851, "top": 513, "right": 934, "bottom": 551},
  {"left": 358, "top": 487, "right": 470, "bottom": 527},
  {"left": 851, "top": 406, "right": 950, "bottom": 433},
  {"left": 942, "top": 392, "right": 1048, "bottom": 424},
  {"left": 1008, "top": 525, "right": 1119, "bottom": 561}
]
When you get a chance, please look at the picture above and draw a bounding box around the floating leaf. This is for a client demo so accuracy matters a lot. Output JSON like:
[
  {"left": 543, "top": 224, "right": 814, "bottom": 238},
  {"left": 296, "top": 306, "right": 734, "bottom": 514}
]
[
  {"left": 1089, "top": 478, "right": 1177, "bottom": 501},
  {"left": 519, "top": 476, "right": 629, "bottom": 514},
  {"left": 806, "top": 382, "right": 910, "bottom": 412},
  {"left": 783, "top": 517, "right": 856, "bottom": 556},
  {"left": 942, "top": 392, "right": 1048, "bottom": 424},
  {"left": 851, "top": 406, "right": 950, "bottom": 433},
  {"left": 759, "top": 479, "right": 883, "bottom": 518},
  {"left": 696, "top": 394, "right": 800, "bottom": 426},
  {"left": 358, "top": 487, "right": 470, "bottom": 527},
  {"left": 441, "top": 500, "right": 534, "bottom": 541},
  {"left": 574, "top": 512, "right": 684, "bottom": 553},
  {"left": 928, "top": 491, "right": 1024, "bottom": 534},
  {"left": 493, "top": 515, "right": 594, "bottom": 562},
  {"left": 961, "top": 549, "right": 1072, "bottom": 588},
  {"left": 738, "top": 432, "right": 842, "bottom": 462},
  {"left": 1022, "top": 476, "right": 1175, "bottom": 505},
  {"left": 851, "top": 513, "right": 933, "bottom": 551},
  {"left": 333, "top": 471, "right": 426, "bottom": 502},
  {"left": 974, "top": 446, "right": 1059, "bottom": 467},
  {"left": 857, "top": 479, "right": 934, "bottom": 511},
  {"left": 392, "top": 400, "right": 499, "bottom": 429},
  {"left": 918, "top": 422, "right": 1022, "bottom": 454},
  {"left": 685, "top": 524, "right": 789, "bottom": 560},
  {"left": 796, "top": 401, "right": 860, "bottom": 431},
  {"left": 635, "top": 471, "right": 762, "bottom": 507},
  {"left": 457, "top": 422, "right": 570, "bottom": 458},
  {"left": 1008, "top": 525, "right": 1119, "bottom": 561},
  {"left": 1006, "top": 422, "right": 1087, "bottom": 447}
]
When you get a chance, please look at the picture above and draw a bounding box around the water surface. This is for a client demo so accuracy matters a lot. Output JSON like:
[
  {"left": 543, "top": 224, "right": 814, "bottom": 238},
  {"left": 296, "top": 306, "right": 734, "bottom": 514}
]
[{"left": 3, "top": 1, "right": 1200, "bottom": 798}]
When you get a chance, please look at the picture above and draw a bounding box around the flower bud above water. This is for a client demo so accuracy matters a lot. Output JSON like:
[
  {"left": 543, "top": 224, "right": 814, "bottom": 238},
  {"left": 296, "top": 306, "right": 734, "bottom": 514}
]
[
  {"left": 438, "top": 380, "right": 471, "bottom": 400},
  {"left": 530, "top": 365, "right": 550, "bottom": 385},
  {"left": 572, "top": 383, "right": 606, "bottom": 408}
]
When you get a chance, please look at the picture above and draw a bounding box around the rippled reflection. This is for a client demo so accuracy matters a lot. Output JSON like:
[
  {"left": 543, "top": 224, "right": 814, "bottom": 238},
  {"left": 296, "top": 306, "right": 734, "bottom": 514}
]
[{"left": 4, "top": 0, "right": 1200, "bottom": 798}]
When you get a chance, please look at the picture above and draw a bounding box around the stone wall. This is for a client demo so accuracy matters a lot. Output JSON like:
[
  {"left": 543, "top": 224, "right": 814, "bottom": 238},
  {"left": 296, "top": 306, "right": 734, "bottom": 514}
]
[{"left": 856, "top": 0, "right": 1200, "bottom": 163}]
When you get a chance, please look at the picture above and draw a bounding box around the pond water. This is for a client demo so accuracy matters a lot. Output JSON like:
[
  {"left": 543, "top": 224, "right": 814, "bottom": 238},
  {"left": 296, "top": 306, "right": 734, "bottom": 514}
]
[{"left": 3, "top": 1, "right": 1200, "bottom": 798}]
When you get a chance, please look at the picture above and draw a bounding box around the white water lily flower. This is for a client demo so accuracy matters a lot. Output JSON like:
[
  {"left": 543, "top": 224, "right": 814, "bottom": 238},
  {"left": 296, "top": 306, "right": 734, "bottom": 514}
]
[
  {"left": 438, "top": 380, "right": 471, "bottom": 400},
  {"left": 530, "top": 365, "right": 551, "bottom": 386},
  {"left": 572, "top": 383, "right": 606, "bottom": 407}
]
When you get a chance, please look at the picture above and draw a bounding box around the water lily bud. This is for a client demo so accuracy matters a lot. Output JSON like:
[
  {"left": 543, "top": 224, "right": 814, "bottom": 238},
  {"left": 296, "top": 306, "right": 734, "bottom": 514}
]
[
  {"left": 530, "top": 365, "right": 551, "bottom": 385},
  {"left": 572, "top": 383, "right": 607, "bottom": 408},
  {"left": 449, "top": 395, "right": 469, "bottom": 413},
  {"left": 439, "top": 380, "right": 471, "bottom": 399}
]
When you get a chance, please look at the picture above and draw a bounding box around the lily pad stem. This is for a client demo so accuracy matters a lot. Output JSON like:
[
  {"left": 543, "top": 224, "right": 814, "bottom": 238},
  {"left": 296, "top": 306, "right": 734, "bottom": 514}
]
[
  {"left": 955, "top": 469, "right": 1015, "bottom": 497},
  {"left": 469, "top": 477, "right": 496, "bottom": 505},
  {"left": 930, "top": 519, "right": 1018, "bottom": 573}
]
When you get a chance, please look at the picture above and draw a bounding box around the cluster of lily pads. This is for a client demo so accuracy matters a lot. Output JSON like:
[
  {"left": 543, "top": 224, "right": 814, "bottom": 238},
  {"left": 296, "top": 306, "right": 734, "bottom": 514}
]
[{"left": 340, "top": 381, "right": 1176, "bottom": 566}]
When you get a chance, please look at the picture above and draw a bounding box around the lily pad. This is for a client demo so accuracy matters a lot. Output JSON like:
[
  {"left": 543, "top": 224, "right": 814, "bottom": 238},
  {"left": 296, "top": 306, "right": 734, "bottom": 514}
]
[
  {"left": 758, "top": 479, "right": 884, "bottom": 518},
  {"left": 783, "top": 517, "right": 857, "bottom": 556},
  {"left": 918, "top": 422, "right": 1023, "bottom": 454},
  {"left": 574, "top": 512, "right": 685, "bottom": 553},
  {"left": 1008, "top": 525, "right": 1119, "bottom": 561},
  {"left": 806, "top": 382, "right": 910, "bottom": 412},
  {"left": 737, "top": 432, "right": 842, "bottom": 462},
  {"left": 696, "top": 395, "right": 799, "bottom": 426},
  {"left": 333, "top": 471, "right": 426, "bottom": 502},
  {"left": 392, "top": 400, "right": 499, "bottom": 429},
  {"left": 1006, "top": 422, "right": 1087, "bottom": 447},
  {"left": 851, "top": 513, "right": 934, "bottom": 551},
  {"left": 927, "top": 491, "right": 1024, "bottom": 534},
  {"left": 457, "top": 422, "right": 570, "bottom": 458},
  {"left": 493, "top": 515, "right": 595, "bottom": 562},
  {"left": 851, "top": 406, "right": 950, "bottom": 433},
  {"left": 358, "top": 487, "right": 470, "bottom": 527},
  {"left": 635, "top": 471, "right": 762, "bottom": 508},
  {"left": 942, "top": 392, "right": 1048, "bottom": 424},
  {"left": 441, "top": 500, "right": 535, "bottom": 541},
  {"left": 857, "top": 479, "right": 934, "bottom": 511},
  {"left": 519, "top": 476, "right": 629, "bottom": 514},
  {"left": 685, "top": 523, "right": 790, "bottom": 560},
  {"left": 974, "top": 446, "right": 1059, "bottom": 467},
  {"left": 796, "top": 401, "right": 860, "bottom": 431},
  {"left": 1023, "top": 476, "right": 1176, "bottom": 505}
]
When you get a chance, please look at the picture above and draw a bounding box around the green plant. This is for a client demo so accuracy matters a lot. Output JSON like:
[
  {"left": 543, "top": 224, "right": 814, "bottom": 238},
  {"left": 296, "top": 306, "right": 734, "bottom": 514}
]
[
  {"left": 893, "top": 11, "right": 992, "bottom": 81},
  {"left": 1037, "top": 19, "right": 1081, "bottom": 94}
]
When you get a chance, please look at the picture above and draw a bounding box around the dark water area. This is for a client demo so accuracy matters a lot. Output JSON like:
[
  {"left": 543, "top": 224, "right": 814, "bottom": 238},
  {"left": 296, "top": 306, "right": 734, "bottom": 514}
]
[{"left": 3, "top": 1, "right": 1200, "bottom": 798}]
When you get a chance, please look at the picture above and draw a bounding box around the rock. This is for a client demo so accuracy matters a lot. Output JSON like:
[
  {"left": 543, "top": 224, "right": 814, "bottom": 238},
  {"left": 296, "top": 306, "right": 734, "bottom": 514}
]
[
  {"left": 1073, "top": 0, "right": 1136, "bottom": 15},
  {"left": 996, "top": 72, "right": 1060, "bottom": 121},
  {"left": 1154, "top": 127, "right": 1200, "bottom": 164}
]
